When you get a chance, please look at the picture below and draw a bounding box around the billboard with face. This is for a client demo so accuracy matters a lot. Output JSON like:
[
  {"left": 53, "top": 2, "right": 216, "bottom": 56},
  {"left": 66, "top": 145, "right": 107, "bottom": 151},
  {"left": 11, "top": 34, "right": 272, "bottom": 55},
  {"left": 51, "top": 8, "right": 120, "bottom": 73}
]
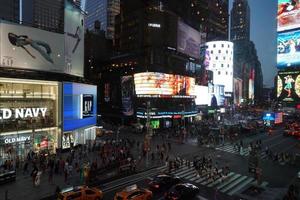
[
  {"left": 277, "top": 30, "right": 300, "bottom": 68},
  {"left": 277, "top": 71, "right": 300, "bottom": 102},
  {"left": 177, "top": 20, "right": 201, "bottom": 59},
  {"left": 64, "top": 0, "right": 84, "bottom": 77},
  {"left": 278, "top": 0, "right": 300, "bottom": 32},
  {"left": 134, "top": 72, "right": 195, "bottom": 97}
]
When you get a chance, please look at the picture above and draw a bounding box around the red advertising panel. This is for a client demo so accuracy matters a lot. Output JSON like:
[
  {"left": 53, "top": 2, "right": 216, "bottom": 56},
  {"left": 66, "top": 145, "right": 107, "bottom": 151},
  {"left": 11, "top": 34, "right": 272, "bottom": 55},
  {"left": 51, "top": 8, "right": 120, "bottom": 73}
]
[{"left": 278, "top": 0, "right": 300, "bottom": 32}]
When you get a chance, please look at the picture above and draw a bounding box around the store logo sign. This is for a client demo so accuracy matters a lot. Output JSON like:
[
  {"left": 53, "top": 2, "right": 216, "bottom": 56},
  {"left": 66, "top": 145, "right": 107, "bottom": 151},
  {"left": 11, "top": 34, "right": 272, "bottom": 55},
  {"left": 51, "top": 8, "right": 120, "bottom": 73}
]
[
  {"left": 0, "top": 107, "right": 47, "bottom": 120},
  {"left": 4, "top": 136, "right": 31, "bottom": 144}
]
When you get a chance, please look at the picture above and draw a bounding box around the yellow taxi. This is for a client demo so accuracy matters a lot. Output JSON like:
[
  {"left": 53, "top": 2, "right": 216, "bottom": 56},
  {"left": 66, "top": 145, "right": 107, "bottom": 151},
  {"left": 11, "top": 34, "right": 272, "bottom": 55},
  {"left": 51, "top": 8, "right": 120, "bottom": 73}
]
[
  {"left": 114, "top": 184, "right": 152, "bottom": 200},
  {"left": 58, "top": 185, "right": 103, "bottom": 200}
]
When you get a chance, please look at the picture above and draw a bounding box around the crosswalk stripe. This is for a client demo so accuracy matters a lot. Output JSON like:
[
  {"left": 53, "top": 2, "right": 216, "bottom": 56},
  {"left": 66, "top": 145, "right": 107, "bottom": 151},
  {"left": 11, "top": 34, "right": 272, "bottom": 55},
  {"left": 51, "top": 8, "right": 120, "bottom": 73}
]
[
  {"left": 207, "top": 172, "right": 234, "bottom": 187},
  {"left": 217, "top": 174, "right": 241, "bottom": 190},
  {"left": 228, "top": 177, "right": 254, "bottom": 196},
  {"left": 220, "top": 175, "right": 248, "bottom": 193}
]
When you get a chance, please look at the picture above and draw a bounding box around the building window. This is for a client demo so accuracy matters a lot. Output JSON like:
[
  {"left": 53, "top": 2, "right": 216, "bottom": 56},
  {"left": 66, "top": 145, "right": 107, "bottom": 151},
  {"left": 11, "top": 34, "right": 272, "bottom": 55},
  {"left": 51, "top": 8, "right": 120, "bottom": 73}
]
[
  {"left": 218, "top": 71, "right": 221, "bottom": 75},
  {"left": 228, "top": 64, "right": 230, "bottom": 68},
  {"left": 221, "top": 44, "right": 224, "bottom": 47},
  {"left": 213, "top": 44, "right": 216, "bottom": 48},
  {"left": 226, "top": 71, "right": 228, "bottom": 75},
  {"left": 213, "top": 64, "right": 216, "bottom": 68},
  {"left": 211, "top": 50, "right": 213, "bottom": 54},
  {"left": 221, "top": 64, "right": 224, "bottom": 67},
  {"left": 218, "top": 50, "right": 221, "bottom": 53},
  {"left": 216, "top": 56, "right": 218, "bottom": 60}
]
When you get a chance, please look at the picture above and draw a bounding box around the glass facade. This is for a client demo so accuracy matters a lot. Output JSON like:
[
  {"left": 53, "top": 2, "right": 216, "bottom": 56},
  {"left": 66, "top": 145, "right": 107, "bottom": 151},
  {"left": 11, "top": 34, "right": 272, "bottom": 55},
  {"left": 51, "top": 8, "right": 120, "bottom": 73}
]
[{"left": 0, "top": 78, "right": 60, "bottom": 165}]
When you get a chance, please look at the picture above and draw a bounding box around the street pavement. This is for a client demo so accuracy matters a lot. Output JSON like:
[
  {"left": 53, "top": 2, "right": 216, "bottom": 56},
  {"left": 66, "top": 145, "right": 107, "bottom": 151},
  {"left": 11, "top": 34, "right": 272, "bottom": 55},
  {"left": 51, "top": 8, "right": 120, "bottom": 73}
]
[{"left": 0, "top": 125, "right": 299, "bottom": 199}]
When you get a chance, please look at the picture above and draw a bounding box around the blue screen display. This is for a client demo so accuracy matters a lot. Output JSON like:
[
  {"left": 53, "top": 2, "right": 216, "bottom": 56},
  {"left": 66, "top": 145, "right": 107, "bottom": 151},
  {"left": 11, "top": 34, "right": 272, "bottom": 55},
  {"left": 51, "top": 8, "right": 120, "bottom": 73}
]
[
  {"left": 277, "top": 30, "right": 300, "bottom": 68},
  {"left": 63, "top": 82, "right": 97, "bottom": 131}
]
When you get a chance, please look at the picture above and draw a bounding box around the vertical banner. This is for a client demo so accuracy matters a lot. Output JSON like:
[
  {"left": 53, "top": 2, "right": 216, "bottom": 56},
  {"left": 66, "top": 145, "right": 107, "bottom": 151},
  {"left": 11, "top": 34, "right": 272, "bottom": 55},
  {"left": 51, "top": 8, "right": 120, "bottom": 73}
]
[{"left": 121, "top": 76, "right": 134, "bottom": 116}]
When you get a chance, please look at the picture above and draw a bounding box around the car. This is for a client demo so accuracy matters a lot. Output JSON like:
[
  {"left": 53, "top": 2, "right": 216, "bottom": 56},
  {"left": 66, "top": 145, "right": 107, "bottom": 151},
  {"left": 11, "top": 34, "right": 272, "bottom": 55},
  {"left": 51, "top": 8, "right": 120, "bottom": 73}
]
[
  {"left": 58, "top": 185, "right": 103, "bottom": 200},
  {"left": 164, "top": 183, "right": 199, "bottom": 200},
  {"left": 148, "top": 174, "right": 181, "bottom": 191},
  {"left": 114, "top": 184, "right": 152, "bottom": 200}
]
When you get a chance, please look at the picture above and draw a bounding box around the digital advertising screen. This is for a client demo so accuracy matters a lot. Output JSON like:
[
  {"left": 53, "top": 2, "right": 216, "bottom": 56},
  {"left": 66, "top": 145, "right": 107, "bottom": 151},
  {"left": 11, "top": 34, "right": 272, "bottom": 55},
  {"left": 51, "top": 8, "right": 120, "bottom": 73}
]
[
  {"left": 277, "top": 71, "right": 300, "bottom": 102},
  {"left": 121, "top": 76, "right": 134, "bottom": 116},
  {"left": 195, "top": 85, "right": 209, "bottom": 105},
  {"left": 277, "top": 30, "right": 300, "bottom": 68},
  {"left": 63, "top": 82, "right": 97, "bottom": 131},
  {"left": 177, "top": 20, "right": 202, "bottom": 59},
  {"left": 134, "top": 72, "right": 195, "bottom": 98},
  {"left": 278, "top": 0, "right": 300, "bottom": 32}
]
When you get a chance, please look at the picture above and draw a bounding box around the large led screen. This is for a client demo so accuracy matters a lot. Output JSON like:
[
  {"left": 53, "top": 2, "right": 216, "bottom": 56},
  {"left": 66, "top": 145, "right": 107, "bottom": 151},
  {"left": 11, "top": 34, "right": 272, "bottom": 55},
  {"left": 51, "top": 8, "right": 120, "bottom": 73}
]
[
  {"left": 278, "top": 0, "right": 300, "bottom": 32},
  {"left": 134, "top": 72, "right": 195, "bottom": 97},
  {"left": 277, "top": 30, "right": 300, "bottom": 68},
  {"left": 121, "top": 76, "right": 134, "bottom": 116},
  {"left": 195, "top": 85, "right": 209, "bottom": 105},
  {"left": 63, "top": 82, "right": 97, "bottom": 131},
  {"left": 277, "top": 71, "right": 300, "bottom": 102},
  {"left": 177, "top": 20, "right": 201, "bottom": 59}
]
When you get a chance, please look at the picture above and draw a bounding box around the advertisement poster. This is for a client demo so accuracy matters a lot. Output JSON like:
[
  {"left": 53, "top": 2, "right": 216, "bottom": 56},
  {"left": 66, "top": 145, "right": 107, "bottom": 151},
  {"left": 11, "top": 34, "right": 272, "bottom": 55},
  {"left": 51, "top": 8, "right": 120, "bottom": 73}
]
[
  {"left": 195, "top": 85, "right": 209, "bottom": 105},
  {"left": 277, "top": 30, "right": 300, "bottom": 68},
  {"left": 277, "top": 71, "right": 300, "bottom": 102},
  {"left": 278, "top": 0, "right": 300, "bottom": 32},
  {"left": 134, "top": 72, "right": 195, "bottom": 97},
  {"left": 249, "top": 69, "right": 255, "bottom": 100},
  {"left": 234, "top": 78, "right": 243, "bottom": 105},
  {"left": 0, "top": 20, "right": 66, "bottom": 74},
  {"left": 177, "top": 20, "right": 201, "bottom": 59},
  {"left": 63, "top": 82, "right": 97, "bottom": 131},
  {"left": 121, "top": 76, "right": 134, "bottom": 116},
  {"left": 64, "top": 0, "right": 84, "bottom": 77}
]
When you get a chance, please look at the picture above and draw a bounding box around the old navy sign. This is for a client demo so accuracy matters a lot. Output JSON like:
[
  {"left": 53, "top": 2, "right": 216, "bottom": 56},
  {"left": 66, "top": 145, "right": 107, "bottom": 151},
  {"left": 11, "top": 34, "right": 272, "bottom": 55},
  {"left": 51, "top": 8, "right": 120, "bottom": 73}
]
[
  {"left": 0, "top": 108, "right": 47, "bottom": 120},
  {"left": 4, "top": 136, "right": 31, "bottom": 144}
]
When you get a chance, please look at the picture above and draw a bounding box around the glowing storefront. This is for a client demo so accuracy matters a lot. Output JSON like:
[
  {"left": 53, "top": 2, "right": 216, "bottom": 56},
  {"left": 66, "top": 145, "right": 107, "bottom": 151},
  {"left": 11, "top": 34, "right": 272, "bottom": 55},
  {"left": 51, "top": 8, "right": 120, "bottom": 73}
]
[{"left": 0, "top": 78, "right": 60, "bottom": 164}]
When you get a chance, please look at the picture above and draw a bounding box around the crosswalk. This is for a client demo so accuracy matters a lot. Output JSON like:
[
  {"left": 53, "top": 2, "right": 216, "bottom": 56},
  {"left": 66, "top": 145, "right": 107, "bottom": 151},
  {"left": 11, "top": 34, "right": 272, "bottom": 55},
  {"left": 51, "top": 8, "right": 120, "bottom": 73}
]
[
  {"left": 215, "top": 144, "right": 268, "bottom": 158},
  {"left": 161, "top": 162, "right": 268, "bottom": 196}
]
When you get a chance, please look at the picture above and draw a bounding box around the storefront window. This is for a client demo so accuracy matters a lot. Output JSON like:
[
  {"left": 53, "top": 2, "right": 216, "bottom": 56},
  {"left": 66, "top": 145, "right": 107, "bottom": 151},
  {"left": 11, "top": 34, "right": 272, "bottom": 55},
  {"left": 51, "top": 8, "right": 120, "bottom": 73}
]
[{"left": 0, "top": 78, "right": 60, "bottom": 165}]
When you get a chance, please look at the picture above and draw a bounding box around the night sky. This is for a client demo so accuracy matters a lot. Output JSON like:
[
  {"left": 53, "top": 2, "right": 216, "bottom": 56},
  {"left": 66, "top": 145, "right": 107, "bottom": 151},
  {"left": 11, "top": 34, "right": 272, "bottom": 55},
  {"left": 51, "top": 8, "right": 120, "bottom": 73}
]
[{"left": 229, "top": 0, "right": 278, "bottom": 87}]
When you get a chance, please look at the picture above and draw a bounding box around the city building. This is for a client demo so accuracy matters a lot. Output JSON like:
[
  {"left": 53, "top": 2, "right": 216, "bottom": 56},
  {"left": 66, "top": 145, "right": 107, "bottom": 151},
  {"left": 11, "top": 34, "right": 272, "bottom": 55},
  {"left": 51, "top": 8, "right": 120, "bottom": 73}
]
[
  {"left": 230, "top": 0, "right": 263, "bottom": 104},
  {"left": 0, "top": 0, "right": 97, "bottom": 165},
  {"left": 230, "top": 0, "right": 250, "bottom": 41},
  {"left": 0, "top": 0, "right": 19, "bottom": 22},
  {"left": 85, "top": 0, "right": 120, "bottom": 39}
]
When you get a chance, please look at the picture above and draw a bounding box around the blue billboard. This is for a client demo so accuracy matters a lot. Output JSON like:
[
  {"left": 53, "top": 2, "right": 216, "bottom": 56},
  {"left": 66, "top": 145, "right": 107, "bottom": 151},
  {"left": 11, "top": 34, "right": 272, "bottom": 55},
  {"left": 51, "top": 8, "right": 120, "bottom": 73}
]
[
  {"left": 63, "top": 82, "right": 97, "bottom": 131},
  {"left": 277, "top": 30, "right": 300, "bottom": 68}
]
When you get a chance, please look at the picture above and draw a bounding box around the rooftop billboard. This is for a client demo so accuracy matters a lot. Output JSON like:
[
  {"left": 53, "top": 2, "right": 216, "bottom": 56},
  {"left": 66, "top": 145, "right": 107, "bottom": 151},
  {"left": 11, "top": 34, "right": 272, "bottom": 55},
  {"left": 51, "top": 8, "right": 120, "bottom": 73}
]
[{"left": 177, "top": 20, "right": 201, "bottom": 59}]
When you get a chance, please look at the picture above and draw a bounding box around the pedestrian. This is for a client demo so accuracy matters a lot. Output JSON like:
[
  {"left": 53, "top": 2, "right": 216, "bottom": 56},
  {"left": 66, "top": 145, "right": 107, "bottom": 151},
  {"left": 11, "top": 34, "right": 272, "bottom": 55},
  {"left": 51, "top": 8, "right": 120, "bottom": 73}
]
[
  {"left": 23, "top": 161, "right": 29, "bottom": 175},
  {"left": 31, "top": 165, "right": 38, "bottom": 186}
]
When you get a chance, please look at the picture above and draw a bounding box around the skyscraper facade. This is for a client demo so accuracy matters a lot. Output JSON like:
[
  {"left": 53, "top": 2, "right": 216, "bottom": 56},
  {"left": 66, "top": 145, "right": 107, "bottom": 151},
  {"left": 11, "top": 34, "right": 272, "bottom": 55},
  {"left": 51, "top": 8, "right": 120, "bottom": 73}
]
[
  {"left": 85, "top": 0, "right": 120, "bottom": 39},
  {"left": 230, "top": 0, "right": 250, "bottom": 41},
  {"left": 0, "top": 0, "right": 19, "bottom": 22}
]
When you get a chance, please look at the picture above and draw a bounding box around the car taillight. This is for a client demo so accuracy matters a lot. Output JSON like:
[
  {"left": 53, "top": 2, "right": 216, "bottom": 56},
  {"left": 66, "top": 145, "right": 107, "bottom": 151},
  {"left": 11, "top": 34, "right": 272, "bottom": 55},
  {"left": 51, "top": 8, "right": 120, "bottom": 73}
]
[{"left": 154, "top": 184, "right": 159, "bottom": 188}]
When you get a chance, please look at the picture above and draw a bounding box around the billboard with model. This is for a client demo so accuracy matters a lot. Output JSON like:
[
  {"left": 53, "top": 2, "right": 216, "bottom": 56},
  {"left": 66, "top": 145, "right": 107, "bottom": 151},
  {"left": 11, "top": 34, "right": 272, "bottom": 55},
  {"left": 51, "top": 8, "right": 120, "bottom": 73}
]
[
  {"left": 64, "top": 0, "right": 84, "bottom": 77},
  {"left": 0, "top": 19, "right": 84, "bottom": 76},
  {"left": 134, "top": 72, "right": 195, "bottom": 97},
  {"left": 277, "top": 70, "right": 300, "bottom": 102},
  {"left": 278, "top": 0, "right": 300, "bottom": 32},
  {"left": 63, "top": 82, "right": 97, "bottom": 131},
  {"left": 277, "top": 29, "right": 300, "bottom": 68},
  {"left": 177, "top": 20, "right": 201, "bottom": 59}
]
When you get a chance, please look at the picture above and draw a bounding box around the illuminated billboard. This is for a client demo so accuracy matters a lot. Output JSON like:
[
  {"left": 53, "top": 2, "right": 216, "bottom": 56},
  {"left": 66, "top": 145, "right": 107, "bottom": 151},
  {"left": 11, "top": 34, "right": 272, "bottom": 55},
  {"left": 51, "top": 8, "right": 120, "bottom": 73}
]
[
  {"left": 134, "top": 72, "right": 195, "bottom": 98},
  {"left": 121, "top": 76, "right": 134, "bottom": 116},
  {"left": 63, "top": 82, "right": 97, "bottom": 131},
  {"left": 195, "top": 85, "right": 209, "bottom": 105},
  {"left": 205, "top": 41, "right": 234, "bottom": 93},
  {"left": 277, "top": 71, "right": 300, "bottom": 102},
  {"left": 277, "top": 29, "right": 300, "bottom": 68},
  {"left": 234, "top": 78, "right": 243, "bottom": 105},
  {"left": 177, "top": 20, "right": 202, "bottom": 59},
  {"left": 278, "top": 0, "right": 300, "bottom": 32}
]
